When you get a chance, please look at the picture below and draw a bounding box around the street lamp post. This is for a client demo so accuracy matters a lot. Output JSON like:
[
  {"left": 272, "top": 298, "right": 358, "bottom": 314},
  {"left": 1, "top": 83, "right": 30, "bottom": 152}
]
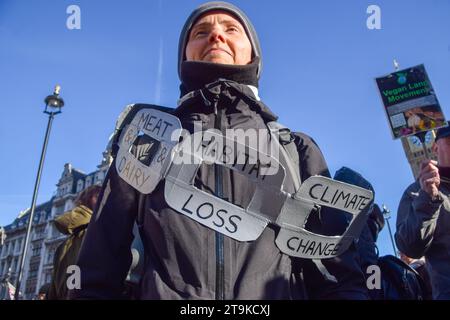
[
  {"left": 14, "top": 86, "right": 64, "bottom": 299},
  {"left": 0, "top": 227, "right": 6, "bottom": 246},
  {"left": 382, "top": 204, "right": 398, "bottom": 257}
]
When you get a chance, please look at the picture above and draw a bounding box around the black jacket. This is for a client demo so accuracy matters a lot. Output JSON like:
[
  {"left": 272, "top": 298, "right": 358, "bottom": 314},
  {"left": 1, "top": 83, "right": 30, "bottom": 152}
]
[
  {"left": 396, "top": 181, "right": 450, "bottom": 300},
  {"left": 71, "top": 81, "right": 368, "bottom": 299}
]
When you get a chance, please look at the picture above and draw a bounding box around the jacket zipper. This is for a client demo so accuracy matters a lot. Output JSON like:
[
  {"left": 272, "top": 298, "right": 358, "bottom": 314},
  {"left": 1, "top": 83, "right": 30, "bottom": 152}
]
[{"left": 212, "top": 91, "right": 225, "bottom": 300}]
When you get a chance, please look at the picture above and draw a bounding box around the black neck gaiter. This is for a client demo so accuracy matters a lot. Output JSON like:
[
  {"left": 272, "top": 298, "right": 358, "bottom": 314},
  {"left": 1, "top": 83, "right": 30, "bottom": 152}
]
[{"left": 179, "top": 57, "right": 259, "bottom": 97}]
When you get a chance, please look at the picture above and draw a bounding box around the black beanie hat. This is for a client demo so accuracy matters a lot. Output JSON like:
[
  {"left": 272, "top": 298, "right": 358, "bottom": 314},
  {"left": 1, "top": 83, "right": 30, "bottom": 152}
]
[{"left": 178, "top": 1, "right": 262, "bottom": 80}]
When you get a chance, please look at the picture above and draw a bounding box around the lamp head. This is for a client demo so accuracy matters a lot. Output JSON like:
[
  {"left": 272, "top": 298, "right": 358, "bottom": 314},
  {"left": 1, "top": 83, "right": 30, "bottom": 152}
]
[{"left": 44, "top": 85, "right": 64, "bottom": 113}]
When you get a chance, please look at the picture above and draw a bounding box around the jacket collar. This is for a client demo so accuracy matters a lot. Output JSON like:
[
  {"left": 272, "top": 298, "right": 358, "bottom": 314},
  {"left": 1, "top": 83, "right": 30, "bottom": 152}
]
[{"left": 174, "top": 79, "right": 278, "bottom": 123}]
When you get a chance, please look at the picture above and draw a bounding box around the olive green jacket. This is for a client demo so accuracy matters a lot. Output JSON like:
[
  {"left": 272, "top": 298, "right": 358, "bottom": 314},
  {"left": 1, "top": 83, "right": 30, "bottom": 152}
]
[{"left": 47, "top": 205, "right": 92, "bottom": 300}]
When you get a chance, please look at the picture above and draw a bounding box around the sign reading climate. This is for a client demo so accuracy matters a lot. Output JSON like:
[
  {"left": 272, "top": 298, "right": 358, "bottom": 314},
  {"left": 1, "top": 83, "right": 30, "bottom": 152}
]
[{"left": 375, "top": 64, "right": 446, "bottom": 139}]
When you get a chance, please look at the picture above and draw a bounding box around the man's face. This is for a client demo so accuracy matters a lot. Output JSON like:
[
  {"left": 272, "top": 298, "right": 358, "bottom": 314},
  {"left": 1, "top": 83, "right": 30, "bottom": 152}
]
[
  {"left": 433, "top": 136, "right": 450, "bottom": 166},
  {"left": 185, "top": 11, "right": 252, "bottom": 65}
]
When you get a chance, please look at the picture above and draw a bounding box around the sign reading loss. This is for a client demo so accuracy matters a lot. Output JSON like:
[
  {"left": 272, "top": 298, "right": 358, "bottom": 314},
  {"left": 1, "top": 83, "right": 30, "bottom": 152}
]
[
  {"left": 181, "top": 193, "right": 256, "bottom": 236},
  {"left": 116, "top": 108, "right": 181, "bottom": 194},
  {"left": 275, "top": 176, "right": 373, "bottom": 259},
  {"left": 375, "top": 64, "right": 447, "bottom": 139},
  {"left": 165, "top": 176, "right": 269, "bottom": 241}
]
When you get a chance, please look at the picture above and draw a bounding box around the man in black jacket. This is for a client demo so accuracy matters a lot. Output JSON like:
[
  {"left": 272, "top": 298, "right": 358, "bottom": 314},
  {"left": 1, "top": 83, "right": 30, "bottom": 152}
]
[
  {"left": 396, "top": 123, "right": 450, "bottom": 299},
  {"left": 71, "top": 1, "right": 368, "bottom": 300}
]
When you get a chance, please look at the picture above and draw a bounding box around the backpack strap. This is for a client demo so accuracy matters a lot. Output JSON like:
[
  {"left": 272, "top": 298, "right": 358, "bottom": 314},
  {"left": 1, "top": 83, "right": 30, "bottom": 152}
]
[{"left": 266, "top": 121, "right": 302, "bottom": 192}]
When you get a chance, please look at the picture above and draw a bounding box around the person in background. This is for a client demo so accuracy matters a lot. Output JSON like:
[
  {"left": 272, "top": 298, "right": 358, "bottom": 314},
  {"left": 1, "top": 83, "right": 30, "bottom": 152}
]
[
  {"left": 396, "top": 123, "right": 450, "bottom": 300},
  {"left": 399, "top": 251, "right": 432, "bottom": 299},
  {"left": 35, "top": 283, "right": 50, "bottom": 300},
  {"left": 47, "top": 185, "right": 101, "bottom": 300}
]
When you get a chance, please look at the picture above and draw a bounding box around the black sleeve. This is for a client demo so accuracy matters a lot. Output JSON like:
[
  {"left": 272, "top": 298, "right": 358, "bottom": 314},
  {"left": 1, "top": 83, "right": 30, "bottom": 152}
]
[
  {"left": 293, "top": 132, "right": 369, "bottom": 300},
  {"left": 294, "top": 132, "right": 331, "bottom": 180},
  {"left": 69, "top": 159, "right": 138, "bottom": 299},
  {"left": 395, "top": 183, "right": 442, "bottom": 259}
]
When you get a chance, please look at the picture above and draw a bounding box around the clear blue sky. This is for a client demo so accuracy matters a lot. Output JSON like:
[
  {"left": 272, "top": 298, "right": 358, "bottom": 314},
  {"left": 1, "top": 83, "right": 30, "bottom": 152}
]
[{"left": 1, "top": 0, "right": 449, "bottom": 257}]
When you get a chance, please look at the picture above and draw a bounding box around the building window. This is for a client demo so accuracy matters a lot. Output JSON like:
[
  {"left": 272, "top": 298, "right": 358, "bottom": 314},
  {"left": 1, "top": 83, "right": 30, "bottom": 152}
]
[
  {"left": 9, "top": 241, "right": 15, "bottom": 254},
  {"left": 40, "top": 211, "right": 47, "bottom": 223},
  {"left": 85, "top": 176, "right": 92, "bottom": 188},
  {"left": 25, "top": 279, "right": 37, "bottom": 295},
  {"left": 31, "top": 243, "right": 42, "bottom": 257},
  {"left": 64, "top": 200, "right": 74, "bottom": 212},
  {"left": 12, "top": 257, "right": 18, "bottom": 272},
  {"left": 34, "top": 226, "right": 45, "bottom": 240},
  {"left": 45, "top": 272, "right": 53, "bottom": 284},
  {"left": 54, "top": 205, "right": 64, "bottom": 216},
  {"left": 58, "top": 183, "right": 72, "bottom": 197},
  {"left": 77, "top": 179, "right": 84, "bottom": 192},
  {"left": 28, "top": 270, "right": 38, "bottom": 279},
  {"left": 95, "top": 171, "right": 104, "bottom": 184},
  {"left": 28, "top": 262, "right": 39, "bottom": 279},
  {"left": 15, "top": 239, "right": 22, "bottom": 253},
  {"left": 47, "top": 248, "right": 55, "bottom": 264}
]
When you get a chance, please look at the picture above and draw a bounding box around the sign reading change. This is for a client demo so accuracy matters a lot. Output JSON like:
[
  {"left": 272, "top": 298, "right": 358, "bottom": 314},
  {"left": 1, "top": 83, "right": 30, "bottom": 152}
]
[{"left": 375, "top": 64, "right": 446, "bottom": 139}]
